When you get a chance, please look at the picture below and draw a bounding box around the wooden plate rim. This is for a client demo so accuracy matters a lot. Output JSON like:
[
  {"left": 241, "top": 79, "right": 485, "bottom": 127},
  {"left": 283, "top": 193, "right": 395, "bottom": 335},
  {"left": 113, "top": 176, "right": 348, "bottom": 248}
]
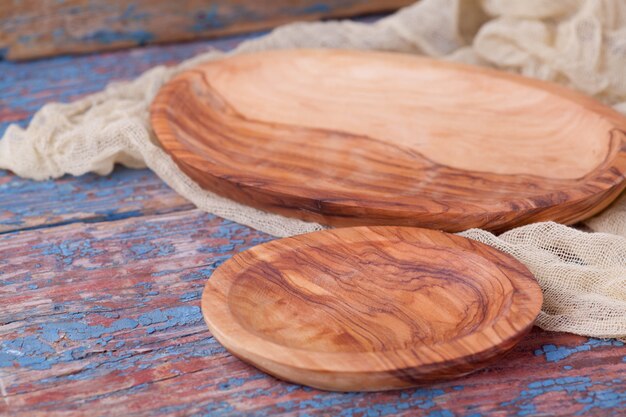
[
  {"left": 201, "top": 226, "right": 543, "bottom": 374},
  {"left": 151, "top": 49, "right": 626, "bottom": 231}
]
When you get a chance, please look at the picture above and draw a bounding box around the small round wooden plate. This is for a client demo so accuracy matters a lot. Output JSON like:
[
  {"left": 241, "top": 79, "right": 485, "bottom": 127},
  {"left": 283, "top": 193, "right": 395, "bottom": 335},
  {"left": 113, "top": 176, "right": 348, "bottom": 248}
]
[
  {"left": 152, "top": 49, "right": 626, "bottom": 233},
  {"left": 201, "top": 226, "right": 543, "bottom": 391}
]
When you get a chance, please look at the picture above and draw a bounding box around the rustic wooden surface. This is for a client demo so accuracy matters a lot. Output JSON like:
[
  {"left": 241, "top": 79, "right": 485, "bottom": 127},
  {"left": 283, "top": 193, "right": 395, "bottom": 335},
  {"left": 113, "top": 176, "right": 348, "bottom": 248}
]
[
  {"left": 203, "top": 226, "right": 542, "bottom": 391},
  {"left": 0, "top": 0, "right": 412, "bottom": 60},
  {"left": 152, "top": 49, "right": 626, "bottom": 233},
  {"left": 1, "top": 29, "right": 625, "bottom": 417}
]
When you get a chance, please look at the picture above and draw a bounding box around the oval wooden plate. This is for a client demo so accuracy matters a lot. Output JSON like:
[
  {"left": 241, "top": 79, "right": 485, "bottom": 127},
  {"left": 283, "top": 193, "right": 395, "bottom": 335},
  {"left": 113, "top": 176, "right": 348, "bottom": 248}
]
[
  {"left": 152, "top": 49, "right": 626, "bottom": 232},
  {"left": 201, "top": 226, "right": 543, "bottom": 391}
]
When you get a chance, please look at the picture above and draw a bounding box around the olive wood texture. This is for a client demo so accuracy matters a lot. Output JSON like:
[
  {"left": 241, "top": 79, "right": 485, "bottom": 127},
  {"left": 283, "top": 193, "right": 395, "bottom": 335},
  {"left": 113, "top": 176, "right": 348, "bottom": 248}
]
[
  {"left": 151, "top": 49, "right": 626, "bottom": 232},
  {"left": 201, "top": 226, "right": 543, "bottom": 391}
]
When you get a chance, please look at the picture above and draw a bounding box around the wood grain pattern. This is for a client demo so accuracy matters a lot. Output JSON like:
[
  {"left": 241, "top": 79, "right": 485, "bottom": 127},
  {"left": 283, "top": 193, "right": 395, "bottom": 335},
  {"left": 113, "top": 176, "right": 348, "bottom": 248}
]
[
  {"left": 151, "top": 49, "right": 626, "bottom": 233},
  {"left": 202, "top": 226, "right": 543, "bottom": 391},
  {"left": 0, "top": 0, "right": 410, "bottom": 60}
]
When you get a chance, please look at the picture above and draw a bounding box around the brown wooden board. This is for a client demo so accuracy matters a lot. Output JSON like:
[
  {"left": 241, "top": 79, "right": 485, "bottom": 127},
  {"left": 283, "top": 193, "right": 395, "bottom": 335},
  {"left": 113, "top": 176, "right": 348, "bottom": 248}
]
[
  {"left": 0, "top": 0, "right": 411, "bottom": 60},
  {"left": 202, "top": 226, "right": 543, "bottom": 391},
  {"left": 151, "top": 50, "right": 626, "bottom": 233}
]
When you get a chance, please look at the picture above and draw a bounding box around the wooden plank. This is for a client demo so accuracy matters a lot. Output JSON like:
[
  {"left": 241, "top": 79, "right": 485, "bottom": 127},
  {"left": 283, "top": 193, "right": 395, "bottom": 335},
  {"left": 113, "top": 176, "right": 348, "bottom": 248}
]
[
  {"left": 1, "top": 209, "right": 624, "bottom": 416},
  {"left": 0, "top": 0, "right": 412, "bottom": 60},
  {"left": 0, "top": 167, "right": 192, "bottom": 233}
]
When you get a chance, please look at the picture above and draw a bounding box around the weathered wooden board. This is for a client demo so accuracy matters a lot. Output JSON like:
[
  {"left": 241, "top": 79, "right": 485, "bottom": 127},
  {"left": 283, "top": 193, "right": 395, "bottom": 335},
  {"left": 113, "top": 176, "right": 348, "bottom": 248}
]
[
  {"left": 1, "top": 18, "right": 625, "bottom": 416},
  {"left": 152, "top": 50, "right": 626, "bottom": 233},
  {"left": 0, "top": 167, "right": 192, "bottom": 233},
  {"left": 203, "top": 226, "right": 542, "bottom": 391},
  {"left": 0, "top": 0, "right": 411, "bottom": 60},
  {"left": 0, "top": 210, "right": 624, "bottom": 416}
]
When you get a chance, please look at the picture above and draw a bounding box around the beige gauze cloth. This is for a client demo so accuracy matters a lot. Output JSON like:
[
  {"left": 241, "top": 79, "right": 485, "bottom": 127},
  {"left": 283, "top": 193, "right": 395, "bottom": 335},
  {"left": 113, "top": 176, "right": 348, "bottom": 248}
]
[{"left": 1, "top": 0, "right": 625, "bottom": 338}]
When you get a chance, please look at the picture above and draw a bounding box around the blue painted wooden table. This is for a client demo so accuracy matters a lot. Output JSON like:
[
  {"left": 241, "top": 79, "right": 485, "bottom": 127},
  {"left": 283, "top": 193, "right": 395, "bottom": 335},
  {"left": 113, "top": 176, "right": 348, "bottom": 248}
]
[{"left": 0, "top": 31, "right": 625, "bottom": 417}]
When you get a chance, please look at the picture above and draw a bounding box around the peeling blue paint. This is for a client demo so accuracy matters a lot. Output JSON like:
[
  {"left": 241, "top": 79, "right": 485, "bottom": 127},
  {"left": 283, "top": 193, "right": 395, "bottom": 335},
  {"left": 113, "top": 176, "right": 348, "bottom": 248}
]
[
  {"left": 138, "top": 308, "right": 168, "bottom": 326},
  {"left": 2, "top": 305, "right": 206, "bottom": 373},
  {"left": 139, "top": 306, "right": 202, "bottom": 334},
  {"left": 135, "top": 282, "right": 153, "bottom": 290},
  {"left": 156, "top": 404, "right": 188, "bottom": 414},
  {"left": 219, "top": 375, "right": 264, "bottom": 391},
  {"left": 33, "top": 238, "right": 104, "bottom": 265},
  {"left": 290, "top": 3, "right": 332, "bottom": 15},
  {"left": 534, "top": 338, "right": 624, "bottom": 362},
  {"left": 96, "top": 335, "right": 114, "bottom": 346},
  {"left": 130, "top": 243, "right": 155, "bottom": 256},
  {"left": 576, "top": 389, "right": 626, "bottom": 415},
  {"left": 427, "top": 410, "right": 454, "bottom": 417},
  {"left": 202, "top": 400, "right": 236, "bottom": 416},
  {"left": 151, "top": 268, "right": 185, "bottom": 277},
  {"left": 192, "top": 5, "right": 225, "bottom": 32},
  {"left": 266, "top": 387, "right": 449, "bottom": 416},
  {"left": 41, "top": 316, "right": 139, "bottom": 342},
  {"left": 182, "top": 265, "right": 226, "bottom": 281},
  {"left": 502, "top": 376, "right": 626, "bottom": 416},
  {"left": 81, "top": 30, "right": 155, "bottom": 46},
  {"left": 128, "top": 241, "right": 175, "bottom": 259},
  {"left": 180, "top": 290, "right": 201, "bottom": 302},
  {"left": 0, "top": 336, "right": 55, "bottom": 370}
]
